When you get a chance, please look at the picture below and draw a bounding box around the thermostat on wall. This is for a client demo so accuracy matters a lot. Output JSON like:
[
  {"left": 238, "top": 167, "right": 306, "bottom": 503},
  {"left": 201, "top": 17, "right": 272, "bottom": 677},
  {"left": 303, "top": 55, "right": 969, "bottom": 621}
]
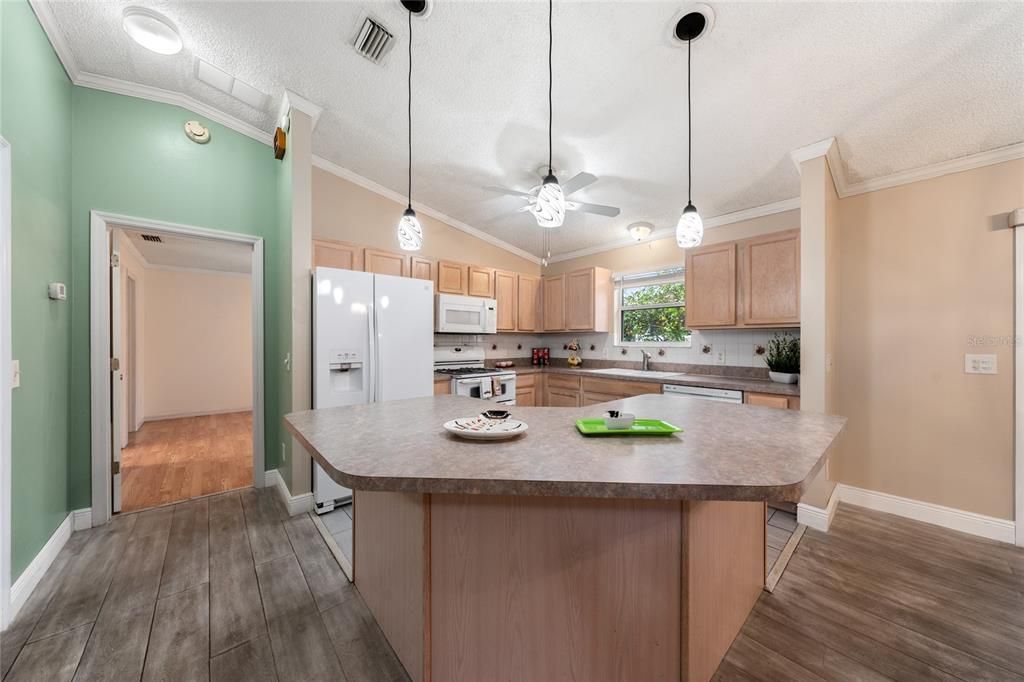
[{"left": 48, "top": 282, "right": 66, "bottom": 300}]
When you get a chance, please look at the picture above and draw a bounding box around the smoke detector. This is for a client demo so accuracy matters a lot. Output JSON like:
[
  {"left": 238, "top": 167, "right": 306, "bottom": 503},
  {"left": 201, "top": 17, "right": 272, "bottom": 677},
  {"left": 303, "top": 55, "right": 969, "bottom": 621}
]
[{"left": 184, "top": 120, "right": 210, "bottom": 144}]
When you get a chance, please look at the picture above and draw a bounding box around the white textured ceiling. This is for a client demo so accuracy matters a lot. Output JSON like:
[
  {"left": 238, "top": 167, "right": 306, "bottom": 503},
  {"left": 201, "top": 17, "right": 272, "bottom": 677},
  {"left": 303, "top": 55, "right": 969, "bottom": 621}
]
[
  {"left": 117, "top": 226, "right": 253, "bottom": 274},
  {"left": 46, "top": 1, "right": 1024, "bottom": 257}
]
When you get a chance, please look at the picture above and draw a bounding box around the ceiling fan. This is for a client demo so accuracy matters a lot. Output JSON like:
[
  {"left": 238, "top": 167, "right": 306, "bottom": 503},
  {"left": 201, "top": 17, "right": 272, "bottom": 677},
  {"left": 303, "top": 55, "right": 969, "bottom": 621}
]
[{"left": 484, "top": 169, "right": 622, "bottom": 224}]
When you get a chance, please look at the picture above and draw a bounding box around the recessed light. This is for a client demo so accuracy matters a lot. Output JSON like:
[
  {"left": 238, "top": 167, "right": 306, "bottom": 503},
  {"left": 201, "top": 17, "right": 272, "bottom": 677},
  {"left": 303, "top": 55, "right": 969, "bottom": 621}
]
[
  {"left": 628, "top": 222, "right": 654, "bottom": 241},
  {"left": 122, "top": 8, "right": 182, "bottom": 55}
]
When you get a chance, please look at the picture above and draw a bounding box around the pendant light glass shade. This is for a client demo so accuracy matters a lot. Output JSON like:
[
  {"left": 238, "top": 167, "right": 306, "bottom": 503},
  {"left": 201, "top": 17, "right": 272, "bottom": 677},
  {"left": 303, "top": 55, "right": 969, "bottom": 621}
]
[
  {"left": 397, "top": 207, "right": 423, "bottom": 251},
  {"left": 532, "top": 173, "right": 565, "bottom": 228},
  {"left": 675, "top": 202, "right": 703, "bottom": 248}
]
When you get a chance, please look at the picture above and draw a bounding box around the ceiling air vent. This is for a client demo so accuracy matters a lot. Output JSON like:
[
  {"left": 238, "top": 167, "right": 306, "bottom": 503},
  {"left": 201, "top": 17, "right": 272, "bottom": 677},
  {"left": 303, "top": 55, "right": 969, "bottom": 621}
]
[
  {"left": 140, "top": 234, "right": 163, "bottom": 243},
  {"left": 353, "top": 17, "right": 395, "bottom": 64}
]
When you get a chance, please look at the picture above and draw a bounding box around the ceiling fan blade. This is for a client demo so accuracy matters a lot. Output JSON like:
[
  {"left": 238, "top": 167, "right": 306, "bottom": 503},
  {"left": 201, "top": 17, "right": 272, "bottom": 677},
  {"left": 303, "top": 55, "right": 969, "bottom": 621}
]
[
  {"left": 560, "top": 172, "right": 598, "bottom": 196},
  {"left": 570, "top": 201, "right": 621, "bottom": 218},
  {"left": 483, "top": 185, "right": 534, "bottom": 199}
]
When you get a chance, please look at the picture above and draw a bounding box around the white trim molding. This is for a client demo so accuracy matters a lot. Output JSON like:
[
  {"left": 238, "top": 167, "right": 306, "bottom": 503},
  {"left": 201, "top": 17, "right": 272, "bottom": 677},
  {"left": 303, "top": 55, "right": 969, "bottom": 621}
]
[
  {"left": 0, "top": 136, "right": 12, "bottom": 629},
  {"left": 9, "top": 513, "right": 73, "bottom": 623},
  {"left": 1015, "top": 224, "right": 1024, "bottom": 547},
  {"left": 280, "top": 90, "right": 323, "bottom": 131},
  {"left": 797, "top": 486, "right": 840, "bottom": 532},
  {"left": 90, "top": 211, "right": 266, "bottom": 527},
  {"left": 837, "top": 484, "right": 1016, "bottom": 544},
  {"left": 71, "top": 508, "right": 93, "bottom": 532},
  {"left": 266, "top": 469, "right": 314, "bottom": 516}
]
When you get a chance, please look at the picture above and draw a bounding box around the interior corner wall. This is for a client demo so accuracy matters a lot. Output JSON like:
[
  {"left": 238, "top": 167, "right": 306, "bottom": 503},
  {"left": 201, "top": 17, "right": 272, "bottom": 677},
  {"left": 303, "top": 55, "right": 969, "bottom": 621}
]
[
  {"left": 1, "top": 0, "right": 73, "bottom": 581},
  {"left": 69, "top": 88, "right": 285, "bottom": 510},
  {"left": 274, "top": 124, "right": 294, "bottom": 491}
]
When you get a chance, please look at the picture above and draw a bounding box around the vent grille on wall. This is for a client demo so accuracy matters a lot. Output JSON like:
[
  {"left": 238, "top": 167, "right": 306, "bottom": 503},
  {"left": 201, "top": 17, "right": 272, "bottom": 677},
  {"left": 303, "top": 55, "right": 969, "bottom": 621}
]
[
  {"left": 140, "top": 234, "right": 163, "bottom": 243},
  {"left": 353, "top": 17, "right": 394, "bottom": 64}
]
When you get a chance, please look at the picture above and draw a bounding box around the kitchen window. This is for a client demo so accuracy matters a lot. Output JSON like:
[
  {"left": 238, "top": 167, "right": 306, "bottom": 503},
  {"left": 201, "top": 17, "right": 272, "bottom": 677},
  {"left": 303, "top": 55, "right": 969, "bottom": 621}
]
[{"left": 614, "top": 268, "right": 691, "bottom": 347}]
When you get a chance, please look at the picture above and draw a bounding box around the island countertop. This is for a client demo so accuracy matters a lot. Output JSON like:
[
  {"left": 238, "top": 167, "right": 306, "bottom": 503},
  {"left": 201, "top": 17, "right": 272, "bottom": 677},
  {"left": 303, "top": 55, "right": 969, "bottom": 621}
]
[{"left": 284, "top": 394, "right": 845, "bottom": 502}]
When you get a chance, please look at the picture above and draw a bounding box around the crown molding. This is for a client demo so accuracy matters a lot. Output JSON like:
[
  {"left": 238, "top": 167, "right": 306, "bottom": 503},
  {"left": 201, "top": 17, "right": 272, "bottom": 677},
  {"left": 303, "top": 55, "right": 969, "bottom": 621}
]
[
  {"left": 280, "top": 90, "right": 323, "bottom": 131},
  {"left": 311, "top": 155, "right": 543, "bottom": 265},
  {"left": 789, "top": 136, "right": 849, "bottom": 197},
  {"left": 547, "top": 197, "right": 801, "bottom": 264},
  {"left": 27, "top": 0, "right": 79, "bottom": 81}
]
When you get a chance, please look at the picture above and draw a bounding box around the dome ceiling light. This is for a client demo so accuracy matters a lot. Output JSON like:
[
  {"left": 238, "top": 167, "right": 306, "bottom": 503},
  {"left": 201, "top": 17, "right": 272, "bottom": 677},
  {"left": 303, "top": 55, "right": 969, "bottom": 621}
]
[{"left": 122, "top": 7, "right": 182, "bottom": 55}]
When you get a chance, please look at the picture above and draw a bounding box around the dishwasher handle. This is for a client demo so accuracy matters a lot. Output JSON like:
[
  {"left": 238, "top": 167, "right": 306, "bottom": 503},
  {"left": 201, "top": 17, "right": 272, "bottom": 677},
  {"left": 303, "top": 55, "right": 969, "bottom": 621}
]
[{"left": 662, "top": 384, "right": 744, "bottom": 403}]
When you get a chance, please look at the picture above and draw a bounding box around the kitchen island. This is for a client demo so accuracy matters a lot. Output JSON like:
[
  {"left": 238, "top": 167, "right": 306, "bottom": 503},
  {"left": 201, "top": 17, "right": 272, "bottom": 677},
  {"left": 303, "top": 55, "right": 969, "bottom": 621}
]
[{"left": 285, "top": 394, "right": 845, "bottom": 682}]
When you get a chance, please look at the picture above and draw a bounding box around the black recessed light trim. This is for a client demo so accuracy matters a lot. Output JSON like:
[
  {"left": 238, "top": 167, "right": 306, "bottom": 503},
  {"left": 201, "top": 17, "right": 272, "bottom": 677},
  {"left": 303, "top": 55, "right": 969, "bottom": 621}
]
[
  {"left": 674, "top": 11, "right": 707, "bottom": 42},
  {"left": 400, "top": 0, "right": 428, "bottom": 16}
]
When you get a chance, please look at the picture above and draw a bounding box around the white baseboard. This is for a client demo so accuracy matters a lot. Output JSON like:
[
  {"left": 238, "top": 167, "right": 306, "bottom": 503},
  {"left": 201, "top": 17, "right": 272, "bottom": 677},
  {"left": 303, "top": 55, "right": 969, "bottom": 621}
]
[
  {"left": 837, "top": 484, "right": 1016, "bottom": 544},
  {"left": 265, "top": 469, "right": 313, "bottom": 516},
  {"left": 9, "top": 512, "right": 73, "bottom": 622},
  {"left": 71, "top": 508, "right": 92, "bottom": 531},
  {"left": 798, "top": 486, "right": 840, "bottom": 532}
]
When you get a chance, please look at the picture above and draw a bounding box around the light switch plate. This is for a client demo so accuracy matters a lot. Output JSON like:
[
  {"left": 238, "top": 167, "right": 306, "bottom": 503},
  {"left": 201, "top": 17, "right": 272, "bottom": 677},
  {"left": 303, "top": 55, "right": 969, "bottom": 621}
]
[
  {"left": 11, "top": 360, "right": 19, "bottom": 388},
  {"left": 714, "top": 350, "right": 726, "bottom": 365},
  {"left": 964, "top": 354, "right": 997, "bottom": 374}
]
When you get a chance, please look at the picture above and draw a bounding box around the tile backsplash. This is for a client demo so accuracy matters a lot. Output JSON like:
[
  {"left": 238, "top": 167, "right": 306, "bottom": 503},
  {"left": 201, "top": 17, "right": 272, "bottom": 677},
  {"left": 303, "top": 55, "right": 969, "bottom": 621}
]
[{"left": 434, "top": 329, "right": 800, "bottom": 369}]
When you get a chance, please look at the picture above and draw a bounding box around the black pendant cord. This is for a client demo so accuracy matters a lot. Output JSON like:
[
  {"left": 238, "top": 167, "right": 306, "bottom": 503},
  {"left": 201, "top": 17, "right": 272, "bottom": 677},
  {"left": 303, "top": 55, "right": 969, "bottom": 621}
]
[
  {"left": 407, "top": 8, "right": 413, "bottom": 210},
  {"left": 687, "top": 37, "right": 692, "bottom": 206},
  {"left": 547, "top": 0, "right": 553, "bottom": 176}
]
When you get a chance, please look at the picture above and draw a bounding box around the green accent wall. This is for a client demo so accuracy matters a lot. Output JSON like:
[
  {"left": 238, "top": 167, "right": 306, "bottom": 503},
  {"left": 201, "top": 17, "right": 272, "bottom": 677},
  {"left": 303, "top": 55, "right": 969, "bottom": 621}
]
[
  {"left": 68, "top": 88, "right": 289, "bottom": 510},
  {"left": 1, "top": 0, "right": 74, "bottom": 579}
]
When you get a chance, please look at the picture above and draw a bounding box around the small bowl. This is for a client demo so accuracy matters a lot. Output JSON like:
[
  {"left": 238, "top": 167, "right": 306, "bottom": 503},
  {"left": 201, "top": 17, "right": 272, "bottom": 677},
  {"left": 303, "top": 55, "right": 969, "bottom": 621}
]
[
  {"left": 603, "top": 412, "right": 635, "bottom": 430},
  {"left": 481, "top": 409, "right": 511, "bottom": 420}
]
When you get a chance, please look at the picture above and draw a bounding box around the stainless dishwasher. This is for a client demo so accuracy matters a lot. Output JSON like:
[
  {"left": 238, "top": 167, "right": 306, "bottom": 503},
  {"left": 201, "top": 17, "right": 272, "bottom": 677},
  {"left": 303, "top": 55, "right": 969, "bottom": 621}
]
[{"left": 662, "top": 384, "right": 743, "bottom": 404}]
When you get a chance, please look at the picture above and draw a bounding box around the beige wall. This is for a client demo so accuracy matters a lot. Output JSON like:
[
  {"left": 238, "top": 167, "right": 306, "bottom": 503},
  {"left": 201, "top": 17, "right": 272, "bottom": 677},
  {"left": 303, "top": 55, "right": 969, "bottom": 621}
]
[
  {"left": 143, "top": 269, "right": 253, "bottom": 420},
  {"left": 833, "top": 159, "right": 1023, "bottom": 519},
  {"left": 546, "top": 210, "right": 800, "bottom": 275},
  {"left": 312, "top": 167, "right": 541, "bottom": 275}
]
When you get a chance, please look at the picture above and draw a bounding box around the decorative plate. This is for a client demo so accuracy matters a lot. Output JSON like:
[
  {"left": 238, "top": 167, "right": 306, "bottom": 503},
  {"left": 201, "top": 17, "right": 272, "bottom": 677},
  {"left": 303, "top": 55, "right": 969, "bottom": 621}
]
[{"left": 444, "top": 416, "right": 528, "bottom": 440}]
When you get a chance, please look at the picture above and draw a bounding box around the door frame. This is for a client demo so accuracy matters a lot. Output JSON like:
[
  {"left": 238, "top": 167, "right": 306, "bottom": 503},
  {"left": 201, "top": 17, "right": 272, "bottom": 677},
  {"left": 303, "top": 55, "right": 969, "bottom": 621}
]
[
  {"left": 1016, "top": 225, "right": 1024, "bottom": 547},
  {"left": 0, "top": 137, "right": 12, "bottom": 628},
  {"left": 125, "top": 273, "right": 137, "bottom": 438},
  {"left": 90, "top": 211, "right": 266, "bottom": 527}
]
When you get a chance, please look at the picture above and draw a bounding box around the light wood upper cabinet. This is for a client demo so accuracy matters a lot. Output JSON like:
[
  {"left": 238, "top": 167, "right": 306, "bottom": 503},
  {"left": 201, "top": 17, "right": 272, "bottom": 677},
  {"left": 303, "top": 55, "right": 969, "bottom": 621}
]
[
  {"left": 410, "top": 256, "right": 436, "bottom": 283},
  {"left": 494, "top": 270, "right": 518, "bottom": 331},
  {"left": 543, "top": 275, "right": 566, "bottom": 331},
  {"left": 565, "top": 267, "right": 612, "bottom": 332},
  {"left": 313, "top": 239, "right": 363, "bottom": 271},
  {"left": 467, "top": 266, "right": 495, "bottom": 298},
  {"left": 685, "top": 242, "right": 737, "bottom": 328},
  {"left": 364, "top": 248, "right": 408, "bottom": 277},
  {"left": 437, "top": 261, "right": 468, "bottom": 295},
  {"left": 743, "top": 230, "right": 800, "bottom": 326},
  {"left": 517, "top": 275, "right": 542, "bottom": 332}
]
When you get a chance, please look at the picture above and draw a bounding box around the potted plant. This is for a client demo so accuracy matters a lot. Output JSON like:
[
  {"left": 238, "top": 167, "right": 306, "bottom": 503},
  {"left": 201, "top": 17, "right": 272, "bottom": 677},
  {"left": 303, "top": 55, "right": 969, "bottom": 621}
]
[{"left": 765, "top": 333, "right": 800, "bottom": 384}]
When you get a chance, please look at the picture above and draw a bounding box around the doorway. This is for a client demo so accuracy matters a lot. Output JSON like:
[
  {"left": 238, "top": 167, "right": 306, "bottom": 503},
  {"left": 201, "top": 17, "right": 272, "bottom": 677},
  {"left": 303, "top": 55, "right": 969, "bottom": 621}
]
[{"left": 90, "top": 212, "right": 265, "bottom": 526}]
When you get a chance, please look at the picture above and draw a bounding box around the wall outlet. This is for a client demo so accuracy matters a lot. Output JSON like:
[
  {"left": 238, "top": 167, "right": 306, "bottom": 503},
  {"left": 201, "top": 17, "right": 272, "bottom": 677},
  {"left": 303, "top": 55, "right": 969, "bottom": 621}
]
[
  {"left": 11, "top": 360, "right": 20, "bottom": 388},
  {"left": 714, "top": 350, "right": 726, "bottom": 365},
  {"left": 281, "top": 442, "right": 288, "bottom": 463},
  {"left": 964, "top": 354, "right": 997, "bottom": 375}
]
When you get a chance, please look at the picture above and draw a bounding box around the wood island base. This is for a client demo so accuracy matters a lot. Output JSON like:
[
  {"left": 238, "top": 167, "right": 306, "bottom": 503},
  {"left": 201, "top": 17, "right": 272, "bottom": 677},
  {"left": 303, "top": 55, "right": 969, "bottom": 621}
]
[{"left": 352, "top": 491, "right": 766, "bottom": 682}]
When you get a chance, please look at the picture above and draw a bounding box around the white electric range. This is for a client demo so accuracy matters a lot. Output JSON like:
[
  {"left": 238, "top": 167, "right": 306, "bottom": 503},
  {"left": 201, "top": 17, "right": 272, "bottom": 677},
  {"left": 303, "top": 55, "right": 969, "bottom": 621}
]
[{"left": 433, "top": 346, "right": 517, "bottom": 405}]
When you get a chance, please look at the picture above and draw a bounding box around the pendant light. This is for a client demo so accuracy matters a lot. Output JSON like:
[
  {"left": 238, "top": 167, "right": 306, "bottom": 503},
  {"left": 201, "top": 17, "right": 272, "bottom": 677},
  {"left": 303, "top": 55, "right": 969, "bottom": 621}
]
[
  {"left": 675, "top": 12, "right": 704, "bottom": 249},
  {"left": 397, "top": 5, "right": 423, "bottom": 251},
  {"left": 532, "top": 0, "right": 565, "bottom": 229}
]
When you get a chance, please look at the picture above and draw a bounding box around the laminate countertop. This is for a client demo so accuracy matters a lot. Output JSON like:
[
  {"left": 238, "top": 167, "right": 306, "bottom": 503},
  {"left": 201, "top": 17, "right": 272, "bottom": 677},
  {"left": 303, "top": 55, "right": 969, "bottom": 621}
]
[{"left": 285, "top": 394, "right": 844, "bottom": 502}]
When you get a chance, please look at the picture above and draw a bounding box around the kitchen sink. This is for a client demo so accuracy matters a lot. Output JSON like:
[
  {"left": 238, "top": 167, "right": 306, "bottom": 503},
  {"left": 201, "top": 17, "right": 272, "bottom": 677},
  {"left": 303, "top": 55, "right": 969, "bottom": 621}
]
[{"left": 586, "top": 368, "right": 684, "bottom": 379}]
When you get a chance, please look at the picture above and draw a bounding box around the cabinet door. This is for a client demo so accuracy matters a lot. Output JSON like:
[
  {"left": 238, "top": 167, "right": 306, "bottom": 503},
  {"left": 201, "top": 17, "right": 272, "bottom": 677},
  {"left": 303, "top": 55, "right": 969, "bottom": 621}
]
[
  {"left": 744, "top": 392, "right": 790, "bottom": 409},
  {"left": 364, "top": 248, "right": 408, "bottom": 277},
  {"left": 437, "top": 261, "right": 468, "bottom": 295},
  {"left": 543, "top": 275, "right": 566, "bottom": 331},
  {"left": 313, "top": 239, "right": 363, "bottom": 271},
  {"left": 434, "top": 378, "right": 451, "bottom": 396},
  {"left": 494, "top": 270, "right": 518, "bottom": 331},
  {"left": 515, "top": 386, "right": 536, "bottom": 407},
  {"left": 743, "top": 230, "right": 800, "bottom": 326},
  {"left": 517, "top": 275, "right": 542, "bottom": 331},
  {"left": 410, "top": 256, "right": 436, "bottom": 282},
  {"left": 565, "top": 269, "right": 595, "bottom": 330},
  {"left": 546, "top": 388, "right": 580, "bottom": 407},
  {"left": 685, "top": 243, "right": 736, "bottom": 327},
  {"left": 468, "top": 266, "right": 495, "bottom": 298}
]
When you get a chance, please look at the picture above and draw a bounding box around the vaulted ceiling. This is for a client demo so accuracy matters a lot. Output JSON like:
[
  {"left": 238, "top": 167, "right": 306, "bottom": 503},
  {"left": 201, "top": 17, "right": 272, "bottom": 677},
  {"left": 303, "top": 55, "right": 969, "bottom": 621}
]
[{"left": 40, "top": 1, "right": 1024, "bottom": 258}]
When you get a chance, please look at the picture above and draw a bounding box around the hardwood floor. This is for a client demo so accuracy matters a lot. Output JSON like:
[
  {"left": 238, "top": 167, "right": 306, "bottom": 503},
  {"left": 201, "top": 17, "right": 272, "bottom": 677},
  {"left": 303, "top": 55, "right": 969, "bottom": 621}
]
[
  {"left": 1, "top": 487, "right": 408, "bottom": 682},
  {"left": 2, "top": 497, "right": 1021, "bottom": 681},
  {"left": 121, "top": 412, "right": 253, "bottom": 513}
]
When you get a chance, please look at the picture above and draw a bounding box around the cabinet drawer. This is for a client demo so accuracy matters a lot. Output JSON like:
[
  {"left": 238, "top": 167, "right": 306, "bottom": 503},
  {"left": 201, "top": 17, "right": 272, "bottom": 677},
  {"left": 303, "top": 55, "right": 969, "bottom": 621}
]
[
  {"left": 545, "top": 388, "right": 580, "bottom": 407},
  {"left": 581, "top": 377, "right": 661, "bottom": 397},
  {"left": 546, "top": 374, "right": 581, "bottom": 391},
  {"left": 515, "top": 387, "right": 536, "bottom": 407},
  {"left": 744, "top": 392, "right": 792, "bottom": 409},
  {"left": 515, "top": 373, "right": 536, "bottom": 389}
]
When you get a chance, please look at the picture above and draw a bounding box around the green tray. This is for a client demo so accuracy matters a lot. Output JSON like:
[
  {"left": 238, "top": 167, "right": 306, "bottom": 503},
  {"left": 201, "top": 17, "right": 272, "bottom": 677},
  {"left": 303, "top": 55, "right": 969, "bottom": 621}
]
[{"left": 575, "top": 418, "right": 682, "bottom": 436}]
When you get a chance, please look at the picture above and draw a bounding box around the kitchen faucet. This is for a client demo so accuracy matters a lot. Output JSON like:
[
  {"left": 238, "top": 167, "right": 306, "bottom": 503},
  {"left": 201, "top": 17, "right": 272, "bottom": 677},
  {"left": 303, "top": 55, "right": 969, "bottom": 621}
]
[{"left": 641, "top": 350, "right": 652, "bottom": 371}]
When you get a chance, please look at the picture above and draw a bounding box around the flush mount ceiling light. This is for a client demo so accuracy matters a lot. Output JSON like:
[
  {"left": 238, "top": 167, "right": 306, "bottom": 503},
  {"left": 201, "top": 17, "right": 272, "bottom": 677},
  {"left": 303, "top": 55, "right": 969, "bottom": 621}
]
[
  {"left": 532, "top": 0, "right": 565, "bottom": 229},
  {"left": 628, "top": 222, "right": 654, "bottom": 241},
  {"left": 396, "top": 1, "right": 423, "bottom": 251},
  {"left": 674, "top": 8, "right": 707, "bottom": 249},
  {"left": 122, "top": 7, "right": 182, "bottom": 55}
]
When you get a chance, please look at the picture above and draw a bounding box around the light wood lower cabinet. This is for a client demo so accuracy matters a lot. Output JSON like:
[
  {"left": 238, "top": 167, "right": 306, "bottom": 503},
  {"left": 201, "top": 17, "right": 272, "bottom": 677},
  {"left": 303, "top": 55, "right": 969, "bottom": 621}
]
[
  {"left": 581, "top": 377, "right": 661, "bottom": 404},
  {"left": 434, "top": 377, "right": 451, "bottom": 396},
  {"left": 494, "top": 270, "right": 518, "bottom": 331},
  {"left": 364, "top": 248, "right": 408, "bottom": 277},
  {"left": 744, "top": 392, "right": 799, "bottom": 410},
  {"left": 543, "top": 374, "right": 581, "bottom": 407},
  {"left": 514, "top": 373, "right": 538, "bottom": 406}
]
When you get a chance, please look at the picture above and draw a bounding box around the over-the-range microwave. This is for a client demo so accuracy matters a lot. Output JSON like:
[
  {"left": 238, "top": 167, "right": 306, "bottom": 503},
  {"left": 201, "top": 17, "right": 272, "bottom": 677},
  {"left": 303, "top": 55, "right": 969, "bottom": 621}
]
[{"left": 435, "top": 293, "right": 497, "bottom": 334}]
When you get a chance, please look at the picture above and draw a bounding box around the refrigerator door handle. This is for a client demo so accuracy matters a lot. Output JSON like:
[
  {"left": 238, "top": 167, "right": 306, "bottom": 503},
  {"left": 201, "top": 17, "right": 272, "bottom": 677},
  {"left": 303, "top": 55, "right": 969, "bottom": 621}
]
[
  {"left": 367, "top": 303, "right": 377, "bottom": 404},
  {"left": 374, "top": 299, "right": 383, "bottom": 402}
]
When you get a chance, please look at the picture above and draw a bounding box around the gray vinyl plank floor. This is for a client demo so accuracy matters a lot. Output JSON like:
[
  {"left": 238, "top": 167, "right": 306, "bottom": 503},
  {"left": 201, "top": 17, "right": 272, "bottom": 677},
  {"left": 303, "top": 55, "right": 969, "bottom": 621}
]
[
  {"left": 4, "top": 492, "right": 1023, "bottom": 681},
  {"left": 0, "top": 487, "right": 410, "bottom": 682}
]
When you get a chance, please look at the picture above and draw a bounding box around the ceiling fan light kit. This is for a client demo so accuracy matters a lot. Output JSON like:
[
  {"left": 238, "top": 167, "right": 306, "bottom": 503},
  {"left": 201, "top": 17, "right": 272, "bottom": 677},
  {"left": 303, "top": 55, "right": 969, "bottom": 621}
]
[{"left": 397, "top": 2, "right": 423, "bottom": 251}]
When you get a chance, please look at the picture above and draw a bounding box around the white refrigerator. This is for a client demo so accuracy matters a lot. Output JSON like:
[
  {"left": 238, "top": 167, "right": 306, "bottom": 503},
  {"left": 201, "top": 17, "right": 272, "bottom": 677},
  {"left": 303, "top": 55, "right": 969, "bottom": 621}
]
[{"left": 312, "top": 267, "right": 434, "bottom": 512}]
